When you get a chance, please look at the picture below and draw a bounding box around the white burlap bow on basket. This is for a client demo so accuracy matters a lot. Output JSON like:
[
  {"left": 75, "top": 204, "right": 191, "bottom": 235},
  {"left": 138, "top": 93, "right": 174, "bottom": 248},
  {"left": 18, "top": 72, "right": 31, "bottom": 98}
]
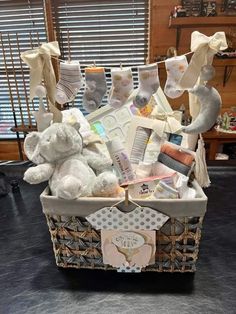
[{"left": 154, "top": 111, "right": 183, "bottom": 135}]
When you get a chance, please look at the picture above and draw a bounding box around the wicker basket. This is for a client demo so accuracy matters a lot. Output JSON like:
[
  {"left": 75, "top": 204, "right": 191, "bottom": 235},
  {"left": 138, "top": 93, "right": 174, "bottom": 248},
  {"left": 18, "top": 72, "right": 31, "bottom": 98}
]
[{"left": 40, "top": 180, "right": 207, "bottom": 273}]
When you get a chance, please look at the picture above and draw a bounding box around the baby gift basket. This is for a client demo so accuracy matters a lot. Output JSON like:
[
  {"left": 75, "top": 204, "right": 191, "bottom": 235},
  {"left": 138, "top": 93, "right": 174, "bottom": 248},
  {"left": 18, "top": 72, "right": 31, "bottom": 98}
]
[
  {"left": 40, "top": 183, "right": 207, "bottom": 272},
  {"left": 21, "top": 30, "right": 228, "bottom": 273}
]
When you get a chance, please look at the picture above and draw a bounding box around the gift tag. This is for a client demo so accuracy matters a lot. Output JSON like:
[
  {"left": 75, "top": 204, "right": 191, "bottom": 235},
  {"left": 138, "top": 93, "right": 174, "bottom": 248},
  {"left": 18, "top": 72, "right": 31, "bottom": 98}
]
[
  {"left": 86, "top": 206, "right": 169, "bottom": 231},
  {"left": 86, "top": 204, "right": 169, "bottom": 272},
  {"left": 101, "top": 230, "right": 156, "bottom": 271}
]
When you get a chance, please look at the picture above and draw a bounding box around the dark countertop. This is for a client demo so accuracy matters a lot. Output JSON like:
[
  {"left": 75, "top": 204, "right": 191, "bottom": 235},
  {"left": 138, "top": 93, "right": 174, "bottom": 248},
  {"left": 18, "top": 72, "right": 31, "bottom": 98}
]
[{"left": 0, "top": 167, "right": 236, "bottom": 314}]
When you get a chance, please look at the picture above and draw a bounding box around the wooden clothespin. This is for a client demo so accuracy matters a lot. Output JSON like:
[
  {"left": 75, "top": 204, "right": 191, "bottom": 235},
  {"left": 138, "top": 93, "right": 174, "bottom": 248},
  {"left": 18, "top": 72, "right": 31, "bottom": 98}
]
[
  {"left": 166, "top": 46, "right": 177, "bottom": 58},
  {"left": 124, "top": 186, "right": 129, "bottom": 207}
]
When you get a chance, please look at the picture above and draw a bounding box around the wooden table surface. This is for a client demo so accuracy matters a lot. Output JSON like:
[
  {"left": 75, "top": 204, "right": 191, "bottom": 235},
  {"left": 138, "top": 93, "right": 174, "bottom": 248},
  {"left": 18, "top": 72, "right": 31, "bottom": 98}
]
[{"left": 203, "top": 129, "right": 236, "bottom": 160}]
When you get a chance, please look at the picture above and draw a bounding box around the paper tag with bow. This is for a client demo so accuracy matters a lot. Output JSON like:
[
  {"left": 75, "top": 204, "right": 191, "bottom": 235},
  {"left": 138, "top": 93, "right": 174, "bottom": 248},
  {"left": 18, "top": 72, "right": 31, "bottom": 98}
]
[{"left": 86, "top": 204, "right": 169, "bottom": 272}]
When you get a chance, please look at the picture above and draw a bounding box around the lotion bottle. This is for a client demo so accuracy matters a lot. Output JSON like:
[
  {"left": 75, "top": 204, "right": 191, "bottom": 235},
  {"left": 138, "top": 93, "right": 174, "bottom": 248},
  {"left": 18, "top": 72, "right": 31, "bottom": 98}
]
[{"left": 106, "top": 137, "right": 135, "bottom": 183}]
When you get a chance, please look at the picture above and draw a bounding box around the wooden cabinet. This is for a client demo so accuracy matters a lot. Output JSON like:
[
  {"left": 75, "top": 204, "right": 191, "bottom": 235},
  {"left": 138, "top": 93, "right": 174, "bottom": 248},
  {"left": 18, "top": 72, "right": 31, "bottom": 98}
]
[
  {"left": 203, "top": 130, "right": 236, "bottom": 160},
  {"left": 169, "top": 16, "right": 236, "bottom": 86},
  {"left": 169, "top": 16, "right": 236, "bottom": 49}
]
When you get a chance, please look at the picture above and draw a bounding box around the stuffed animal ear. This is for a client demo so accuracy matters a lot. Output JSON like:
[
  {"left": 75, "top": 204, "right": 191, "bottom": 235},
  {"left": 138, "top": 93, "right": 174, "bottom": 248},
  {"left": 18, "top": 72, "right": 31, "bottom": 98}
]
[
  {"left": 70, "top": 121, "right": 81, "bottom": 133},
  {"left": 24, "top": 132, "right": 45, "bottom": 164}
]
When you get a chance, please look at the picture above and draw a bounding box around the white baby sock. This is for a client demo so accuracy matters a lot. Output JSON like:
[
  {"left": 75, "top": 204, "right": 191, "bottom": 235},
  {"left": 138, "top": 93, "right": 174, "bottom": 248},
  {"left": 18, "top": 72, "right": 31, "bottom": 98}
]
[
  {"left": 83, "top": 67, "right": 107, "bottom": 112},
  {"left": 134, "top": 63, "right": 160, "bottom": 108},
  {"left": 109, "top": 67, "right": 134, "bottom": 108},
  {"left": 164, "top": 55, "right": 188, "bottom": 99},
  {"left": 55, "top": 62, "right": 84, "bottom": 105}
]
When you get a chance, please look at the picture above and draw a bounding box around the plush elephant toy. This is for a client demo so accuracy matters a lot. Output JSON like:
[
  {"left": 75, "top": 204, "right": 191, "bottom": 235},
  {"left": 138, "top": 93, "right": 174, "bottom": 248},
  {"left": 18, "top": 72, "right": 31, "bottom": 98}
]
[{"left": 23, "top": 122, "right": 120, "bottom": 199}]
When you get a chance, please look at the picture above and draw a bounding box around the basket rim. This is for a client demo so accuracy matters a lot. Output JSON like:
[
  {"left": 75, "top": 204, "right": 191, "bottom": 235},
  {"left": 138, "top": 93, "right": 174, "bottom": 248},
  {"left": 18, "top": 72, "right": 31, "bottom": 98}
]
[{"left": 40, "top": 180, "right": 207, "bottom": 218}]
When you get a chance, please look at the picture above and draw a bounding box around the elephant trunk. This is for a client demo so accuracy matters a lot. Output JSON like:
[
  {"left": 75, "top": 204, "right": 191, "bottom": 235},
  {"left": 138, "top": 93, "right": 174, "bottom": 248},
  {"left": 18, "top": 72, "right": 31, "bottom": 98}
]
[{"left": 53, "top": 124, "right": 74, "bottom": 152}]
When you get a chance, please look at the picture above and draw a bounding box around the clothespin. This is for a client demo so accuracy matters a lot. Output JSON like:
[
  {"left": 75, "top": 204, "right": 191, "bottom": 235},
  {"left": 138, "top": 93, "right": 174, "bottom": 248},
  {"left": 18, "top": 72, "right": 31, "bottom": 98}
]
[
  {"left": 124, "top": 186, "right": 129, "bottom": 206},
  {"left": 166, "top": 46, "right": 177, "bottom": 59},
  {"left": 120, "top": 62, "right": 123, "bottom": 70},
  {"left": 93, "top": 60, "right": 96, "bottom": 67}
]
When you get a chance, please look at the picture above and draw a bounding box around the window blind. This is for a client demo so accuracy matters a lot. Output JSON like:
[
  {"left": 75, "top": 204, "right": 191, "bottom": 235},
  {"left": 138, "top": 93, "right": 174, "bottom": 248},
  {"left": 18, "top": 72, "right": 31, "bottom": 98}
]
[
  {"left": 0, "top": 0, "right": 47, "bottom": 139},
  {"left": 53, "top": 0, "right": 149, "bottom": 114},
  {"left": 0, "top": 0, "right": 148, "bottom": 139}
]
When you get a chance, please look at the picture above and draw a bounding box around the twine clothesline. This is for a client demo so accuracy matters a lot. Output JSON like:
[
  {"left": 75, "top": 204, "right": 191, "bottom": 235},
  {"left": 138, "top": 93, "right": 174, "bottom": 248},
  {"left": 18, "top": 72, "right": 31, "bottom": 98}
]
[{"left": 51, "top": 51, "right": 194, "bottom": 69}]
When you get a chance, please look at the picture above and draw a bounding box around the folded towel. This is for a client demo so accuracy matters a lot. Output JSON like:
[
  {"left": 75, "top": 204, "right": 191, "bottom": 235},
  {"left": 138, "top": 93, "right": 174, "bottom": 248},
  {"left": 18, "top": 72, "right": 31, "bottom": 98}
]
[
  {"left": 158, "top": 152, "right": 191, "bottom": 176},
  {"left": 161, "top": 143, "right": 194, "bottom": 166}
]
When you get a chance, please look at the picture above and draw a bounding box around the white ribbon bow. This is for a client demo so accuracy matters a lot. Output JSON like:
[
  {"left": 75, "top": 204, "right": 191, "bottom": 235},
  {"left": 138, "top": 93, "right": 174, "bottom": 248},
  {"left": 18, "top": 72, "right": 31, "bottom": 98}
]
[
  {"left": 154, "top": 111, "right": 182, "bottom": 135},
  {"left": 191, "top": 31, "right": 228, "bottom": 53},
  {"left": 150, "top": 105, "right": 182, "bottom": 136},
  {"left": 21, "top": 41, "right": 62, "bottom": 122},
  {"left": 21, "top": 41, "right": 60, "bottom": 102},
  {"left": 178, "top": 31, "right": 228, "bottom": 89}
]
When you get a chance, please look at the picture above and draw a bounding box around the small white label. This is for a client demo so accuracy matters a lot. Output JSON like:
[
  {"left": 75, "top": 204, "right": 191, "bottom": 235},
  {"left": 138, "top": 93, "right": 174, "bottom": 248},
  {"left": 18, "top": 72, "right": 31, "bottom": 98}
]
[{"left": 112, "top": 232, "right": 145, "bottom": 249}]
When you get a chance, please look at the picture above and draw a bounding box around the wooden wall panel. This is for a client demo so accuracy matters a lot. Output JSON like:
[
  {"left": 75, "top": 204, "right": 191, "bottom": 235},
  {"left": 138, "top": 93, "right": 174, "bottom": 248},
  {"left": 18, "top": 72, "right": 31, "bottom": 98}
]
[
  {"left": 0, "top": 141, "right": 25, "bottom": 161},
  {"left": 149, "top": 0, "right": 236, "bottom": 112},
  {"left": 1, "top": 1, "right": 236, "bottom": 161}
]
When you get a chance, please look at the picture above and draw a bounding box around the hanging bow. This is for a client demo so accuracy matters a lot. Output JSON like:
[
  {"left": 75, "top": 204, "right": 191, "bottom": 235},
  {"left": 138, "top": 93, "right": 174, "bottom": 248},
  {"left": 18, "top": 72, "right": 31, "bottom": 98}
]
[
  {"left": 178, "top": 31, "right": 228, "bottom": 90},
  {"left": 154, "top": 112, "right": 182, "bottom": 135},
  {"left": 150, "top": 105, "right": 182, "bottom": 136},
  {"left": 21, "top": 41, "right": 62, "bottom": 122}
]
